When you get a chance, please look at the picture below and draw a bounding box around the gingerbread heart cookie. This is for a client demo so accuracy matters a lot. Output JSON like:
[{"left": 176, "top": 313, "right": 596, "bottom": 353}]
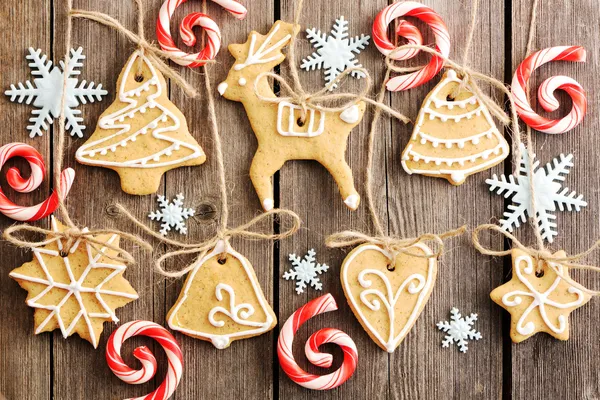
[{"left": 340, "top": 242, "right": 436, "bottom": 352}]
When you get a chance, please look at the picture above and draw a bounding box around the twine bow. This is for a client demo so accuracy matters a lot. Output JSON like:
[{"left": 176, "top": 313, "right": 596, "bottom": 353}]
[
  {"left": 326, "top": 226, "right": 467, "bottom": 260},
  {"left": 69, "top": 0, "right": 213, "bottom": 98},
  {"left": 3, "top": 223, "right": 152, "bottom": 264},
  {"left": 115, "top": 205, "right": 301, "bottom": 278},
  {"left": 472, "top": 224, "right": 600, "bottom": 296}
]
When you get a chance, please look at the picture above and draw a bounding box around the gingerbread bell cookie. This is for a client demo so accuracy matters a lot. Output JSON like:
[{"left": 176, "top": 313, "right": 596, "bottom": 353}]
[
  {"left": 76, "top": 50, "right": 206, "bottom": 195},
  {"left": 401, "top": 70, "right": 509, "bottom": 185},
  {"left": 217, "top": 21, "right": 366, "bottom": 211},
  {"left": 167, "top": 240, "right": 277, "bottom": 349},
  {"left": 9, "top": 217, "right": 138, "bottom": 348},
  {"left": 340, "top": 242, "right": 437, "bottom": 352},
  {"left": 491, "top": 248, "right": 591, "bottom": 343}
]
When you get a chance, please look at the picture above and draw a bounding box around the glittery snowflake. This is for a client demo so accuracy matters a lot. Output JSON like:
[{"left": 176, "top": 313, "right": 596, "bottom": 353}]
[
  {"left": 149, "top": 193, "right": 195, "bottom": 236},
  {"left": 5, "top": 47, "right": 108, "bottom": 138},
  {"left": 283, "top": 249, "right": 329, "bottom": 294},
  {"left": 437, "top": 307, "right": 482, "bottom": 353},
  {"left": 486, "top": 143, "right": 587, "bottom": 243},
  {"left": 300, "top": 16, "right": 370, "bottom": 90}
]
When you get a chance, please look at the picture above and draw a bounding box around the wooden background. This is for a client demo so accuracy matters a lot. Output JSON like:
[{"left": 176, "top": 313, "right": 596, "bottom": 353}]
[{"left": 1, "top": 0, "right": 599, "bottom": 398}]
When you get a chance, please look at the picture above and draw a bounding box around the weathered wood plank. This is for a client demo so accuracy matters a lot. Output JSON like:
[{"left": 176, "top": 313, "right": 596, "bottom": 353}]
[
  {"left": 0, "top": 1, "right": 52, "bottom": 399},
  {"left": 279, "top": 0, "right": 390, "bottom": 398},
  {"left": 511, "top": 1, "right": 600, "bottom": 398},
  {"left": 387, "top": 0, "right": 505, "bottom": 398}
]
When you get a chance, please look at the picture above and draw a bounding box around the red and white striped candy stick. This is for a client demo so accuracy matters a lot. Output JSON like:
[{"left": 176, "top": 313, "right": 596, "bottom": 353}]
[
  {"left": 512, "top": 46, "right": 587, "bottom": 134},
  {"left": 106, "top": 321, "right": 184, "bottom": 400},
  {"left": 0, "top": 142, "right": 74, "bottom": 222},
  {"left": 372, "top": 1, "right": 450, "bottom": 91},
  {"left": 157, "top": 0, "right": 247, "bottom": 68},
  {"left": 277, "top": 294, "right": 358, "bottom": 390}
]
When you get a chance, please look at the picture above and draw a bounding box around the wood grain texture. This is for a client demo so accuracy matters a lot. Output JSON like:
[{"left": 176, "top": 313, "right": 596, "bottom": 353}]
[{"left": 0, "top": 0, "right": 599, "bottom": 399}]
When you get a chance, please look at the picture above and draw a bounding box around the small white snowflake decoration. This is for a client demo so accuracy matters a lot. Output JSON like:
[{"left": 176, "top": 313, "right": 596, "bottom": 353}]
[
  {"left": 283, "top": 249, "right": 329, "bottom": 294},
  {"left": 486, "top": 143, "right": 587, "bottom": 243},
  {"left": 149, "top": 193, "right": 195, "bottom": 236},
  {"left": 437, "top": 307, "right": 482, "bottom": 353},
  {"left": 6, "top": 47, "right": 108, "bottom": 138},
  {"left": 301, "top": 16, "right": 370, "bottom": 90}
]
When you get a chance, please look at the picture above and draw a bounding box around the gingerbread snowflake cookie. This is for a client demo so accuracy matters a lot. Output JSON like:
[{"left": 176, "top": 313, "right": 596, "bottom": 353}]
[
  {"left": 218, "top": 21, "right": 366, "bottom": 211},
  {"left": 9, "top": 217, "right": 138, "bottom": 348},
  {"left": 491, "top": 248, "right": 591, "bottom": 343},
  {"left": 76, "top": 50, "right": 206, "bottom": 195},
  {"left": 401, "top": 70, "right": 509, "bottom": 185}
]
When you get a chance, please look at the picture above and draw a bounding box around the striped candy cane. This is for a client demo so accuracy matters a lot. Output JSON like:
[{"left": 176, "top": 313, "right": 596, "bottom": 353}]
[
  {"left": 372, "top": 1, "right": 450, "bottom": 91},
  {"left": 512, "top": 46, "right": 587, "bottom": 134},
  {"left": 106, "top": 321, "right": 184, "bottom": 400},
  {"left": 156, "top": 0, "right": 247, "bottom": 67},
  {"left": 0, "top": 142, "right": 74, "bottom": 222},
  {"left": 277, "top": 294, "right": 358, "bottom": 390}
]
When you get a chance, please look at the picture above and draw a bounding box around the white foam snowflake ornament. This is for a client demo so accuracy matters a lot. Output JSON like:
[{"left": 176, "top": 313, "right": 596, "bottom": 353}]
[
  {"left": 283, "top": 249, "right": 329, "bottom": 294},
  {"left": 6, "top": 47, "right": 107, "bottom": 138},
  {"left": 149, "top": 193, "right": 195, "bottom": 236},
  {"left": 437, "top": 307, "right": 482, "bottom": 353},
  {"left": 301, "top": 16, "right": 370, "bottom": 90},
  {"left": 486, "top": 143, "right": 587, "bottom": 243}
]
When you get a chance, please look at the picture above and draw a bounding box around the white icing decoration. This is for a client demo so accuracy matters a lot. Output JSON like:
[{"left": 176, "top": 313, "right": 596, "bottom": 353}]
[
  {"left": 167, "top": 240, "right": 274, "bottom": 349},
  {"left": 234, "top": 23, "right": 292, "bottom": 70},
  {"left": 502, "top": 254, "right": 585, "bottom": 335},
  {"left": 8, "top": 217, "right": 138, "bottom": 348},
  {"left": 238, "top": 77, "right": 247, "bottom": 86},
  {"left": 340, "top": 104, "right": 360, "bottom": 124},
  {"left": 276, "top": 101, "right": 325, "bottom": 137},
  {"left": 341, "top": 243, "right": 435, "bottom": 353},
  {"left": 417, "top": 128, "right": 497, "bottom": 149},
  {"left": 208, "top": 284, "right": 265, "bottom": 329},
  {"left": 75, "top": 50, "right": 204, "bottom": 168}
]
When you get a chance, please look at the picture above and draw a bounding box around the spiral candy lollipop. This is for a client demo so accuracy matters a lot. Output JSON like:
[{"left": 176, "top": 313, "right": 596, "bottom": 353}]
[
  {"left": 277, "top": 294, "right": 358, "bottom": 390},
  {"left": 511, "top": 46, "right": 587, "bottom": 134},
  {"left": 372, "top": 1, "right": 450, "bottom": 91},
  {"left": 0, "top": 142, "right": 74, "bottom": 222},
  {"left": 106, "top": 321, "right": 184, "bottom": 400}
]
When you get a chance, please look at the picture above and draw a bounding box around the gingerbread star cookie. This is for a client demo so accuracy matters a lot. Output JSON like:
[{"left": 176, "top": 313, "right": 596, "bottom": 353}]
[
  {"left": 490, "top": 248, "right": 591, "bottom": 343},
  {"left": 9, "top": 217, "right": 138, "bottom": 348}
]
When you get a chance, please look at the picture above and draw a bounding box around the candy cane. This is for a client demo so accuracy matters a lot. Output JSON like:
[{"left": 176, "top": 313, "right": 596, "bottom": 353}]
[
  {"left": 106, "top": 321, "right": 184, "bottom": 400},
  {"left": 372, "top": 1, "right": 450, "bottom": 91},
  {"left": 157, "top": 0, "right": 247, "bottom": 67},
  {"left": 0, "top": 142, "right": 74, "bottom": 222},
  {"left": 511, "top": 46, "right": 587, "bottom": 134},
  {"left": 277, "top": 294, "right": 358, "bottom": 390}
]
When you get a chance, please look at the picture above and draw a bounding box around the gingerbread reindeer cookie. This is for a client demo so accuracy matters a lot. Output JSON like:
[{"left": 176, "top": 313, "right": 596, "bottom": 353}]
[
  {"left": 76, "top": 51, "right": 206, "bottom": 195},
  {"left": 217, "top": 21, "right": 366, "bottom": 211}
]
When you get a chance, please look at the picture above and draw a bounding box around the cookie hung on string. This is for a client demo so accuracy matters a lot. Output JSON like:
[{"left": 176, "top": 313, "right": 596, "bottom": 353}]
[
  {"left": 217, "top": 21, "right": 366, "bottom": 212},
  {"left": 401, "top": 70, "right": 509, "bottom": 185},
  {"left": 75, "top": 51, "right": 206, "bottom": 195}
]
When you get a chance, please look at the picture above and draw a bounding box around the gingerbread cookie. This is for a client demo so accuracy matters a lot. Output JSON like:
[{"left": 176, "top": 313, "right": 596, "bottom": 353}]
[
  {"left": 217, "top": 21, "right": 366, "bottom": 211},
  {"left": 167, "top": 240, "right": 276, "bottom": 349},
  {"left": 401, "top": 70, "right": 509, "bottom": 185},
  {"left": 340, "top": 242, "right": 437, "bottom": 352},
  {"left": 491, "top": 248, "right": 591, "bottom": 343},
  {"left": 9, "top": 217, "right": 138, "bottom": 348},
  {"left": 75, "top": 50, "right": 206, "bottom": 195}
]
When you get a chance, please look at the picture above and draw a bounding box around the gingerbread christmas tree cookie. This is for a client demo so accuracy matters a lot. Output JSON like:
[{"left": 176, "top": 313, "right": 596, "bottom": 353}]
[
  {"left": 9, "top": 217, "right": 139, "bottom": 348},
  {"left": 401, "top": 70, "right": 509, "bottom": 185},
  {"left": 76, "top": 50, "right": 206, "bottom": 195},
  {"left": 491, "top": 248, "right": 591, "bottom": 343}
]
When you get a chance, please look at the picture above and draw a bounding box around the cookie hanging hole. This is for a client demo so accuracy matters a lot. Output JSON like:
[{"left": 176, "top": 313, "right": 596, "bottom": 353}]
[
  {"left": 134, "top": 73, "right": 144, "bottom": 83},
  {"left": 446, "top": 94, "right": 455, "bottom": 101},
  {"left": 217, "top": 256, "right": 227, "bottom": 265},
  {"left": 386, "top": 263, "right": 395, "bottom": 272},
  {"left": 296, "top": 117, "right": 305, "bottom": 127},
  {"left": 535, "top": 269, "right": 545, "bottom": 278},
  {"left": 59, "top": 250, "right": 69, "bottom": 257}
]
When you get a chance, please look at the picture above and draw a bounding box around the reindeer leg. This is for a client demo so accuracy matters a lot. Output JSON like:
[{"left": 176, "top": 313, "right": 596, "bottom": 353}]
[
  {"left": 318, "top": 156, "right": 360, "bottom": 211},
  {"left": 250, "top": 148, "right": 286, "bottom": 211}
]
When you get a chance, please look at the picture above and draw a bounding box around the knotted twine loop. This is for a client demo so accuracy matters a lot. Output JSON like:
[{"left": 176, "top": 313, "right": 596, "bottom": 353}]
[
  {"left": 472, "top": 224, "right": 600, "bottom": 296},
  {"left": 1, "top": 0, "right": 153, "bottom": 265},
  {"left": 114, "top": 205, "right": 301, "bottom": 278},
  {"left": 68, "top": 2, "right": 216, "bottom": 98},
  {"left": 326, "top": 226, "right": 466, "bottom": 261}
]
